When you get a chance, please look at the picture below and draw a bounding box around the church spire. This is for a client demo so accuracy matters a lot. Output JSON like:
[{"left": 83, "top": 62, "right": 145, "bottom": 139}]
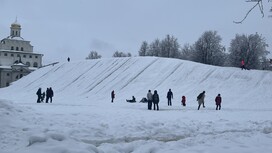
[{"left": 10, "top": 18, "right": 21, "bottom": 37}]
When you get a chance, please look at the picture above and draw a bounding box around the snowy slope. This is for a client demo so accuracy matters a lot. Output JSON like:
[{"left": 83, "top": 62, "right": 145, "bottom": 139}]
[
  {"left": 0, "top": 57, "right": 272, "bottom": 153},
  {"left": 2, "top": 57, "right": 272, "bottom": 108}
]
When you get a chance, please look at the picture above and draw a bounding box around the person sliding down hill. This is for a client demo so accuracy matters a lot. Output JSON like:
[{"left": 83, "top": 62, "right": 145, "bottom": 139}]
[
  {"left": 197, "top": 91, "right": 206, "bottom": 110},
  {"left": 126, "top": 96, "right": 136, "bottom": 103}
]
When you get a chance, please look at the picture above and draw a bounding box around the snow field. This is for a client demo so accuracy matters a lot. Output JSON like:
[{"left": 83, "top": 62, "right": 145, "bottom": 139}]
[{"left": 1, "top": 57, "right": 272, "bottom": 153}]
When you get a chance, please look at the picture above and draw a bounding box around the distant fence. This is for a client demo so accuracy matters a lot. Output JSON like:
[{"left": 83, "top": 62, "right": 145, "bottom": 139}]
[{"left": 39, "top": 62, "right": 59, "bottom": 68}]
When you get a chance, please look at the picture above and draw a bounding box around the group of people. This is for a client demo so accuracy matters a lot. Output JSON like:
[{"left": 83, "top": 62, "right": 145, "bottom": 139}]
[
  {"left": 36, "top": 87, "right": 54, "bottom": 103},
  {"left": 197, "top": 91, "right": 222, "bottom": 110},
  {"left": 112, "top": 89, "right": 222, "bottom": 111}
]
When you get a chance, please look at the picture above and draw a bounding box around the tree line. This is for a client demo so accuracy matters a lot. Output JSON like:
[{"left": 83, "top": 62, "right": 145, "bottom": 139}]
[
  {"left": 138, "top": 31, "right": 269, "bottom": 70},
  {"left": 85, "top": 30, "right": 269, "bottom": 70}
]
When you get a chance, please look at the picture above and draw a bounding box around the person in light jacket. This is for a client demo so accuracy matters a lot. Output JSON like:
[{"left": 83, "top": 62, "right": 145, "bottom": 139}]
[
  {"left": 197, "top": 91, "right": 205, "bottom": 110},
  {"left": 147, "top": 90, "right": 153, "bottom": 110}
]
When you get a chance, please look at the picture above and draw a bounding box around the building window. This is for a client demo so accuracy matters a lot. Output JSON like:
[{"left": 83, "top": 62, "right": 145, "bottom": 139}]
[
  {"left": 23, "top": 55, "right": 26, "bottom": 58},
  {"left": 17, "top": 54, "right": 20, "bottom": 57},
  {"left": 6, "top": 82, "right": 10, "bottom": 87},
  {"left": 7, "top": 73, "right": 10, "bottom": 76},
  {"left": 11, "top": 54, "right": 14, "bottom": 57},
  {"left": 26, "top": 62, "right": 30, "bottom": 66},
  {"left": 16, "top": 47, "right": 19, "bottom": 51},
  {"left": 21, "top": 47, "right": 24, "bottom": 51},
  {"left": 4, "top": 53, "right": 8, "bottom": 56},
  {"left": 29, "top": 55, "right": 32, "bottom": 58},
  {"left": 33, "top": 62, "right": 38, "bottom": 67},
  {"left": 35, "top": 56, "right": 38, "bottom": 58},
  {"left": 11, "top": 46, "right": 14, "bottom": 50}
]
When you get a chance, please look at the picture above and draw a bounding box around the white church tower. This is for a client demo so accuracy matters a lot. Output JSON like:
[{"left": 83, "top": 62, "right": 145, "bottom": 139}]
[{"left": 0, "top": 19, "right": 43, "bottom": 88}]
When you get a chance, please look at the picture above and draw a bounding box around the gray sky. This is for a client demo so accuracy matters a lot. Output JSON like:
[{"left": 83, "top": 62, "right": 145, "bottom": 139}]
[{"left": 0, "top": 0, "right": 271, "bottom": 64}]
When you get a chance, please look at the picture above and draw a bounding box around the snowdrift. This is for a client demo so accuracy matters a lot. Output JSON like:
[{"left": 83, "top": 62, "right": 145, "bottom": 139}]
[{"left": 1, "top": 57, "right": 272, "bottom": 108}]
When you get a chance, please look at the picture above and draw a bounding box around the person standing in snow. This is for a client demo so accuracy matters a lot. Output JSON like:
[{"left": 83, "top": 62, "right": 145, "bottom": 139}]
[
  {"left": 36, "top": 88, "right": 42, "bottom": 103},
  {"left": 147, "top": 90, "right": 153, "bottom": 110},
  {"left": 167, "top": 89, "right": 173, "bottom": 106},
  {"left": 111, "top": 90, "right": 115, "bottom": 103},
  {"left": 181, "top": 95, "right": 186, "bottom": 106},
  {"left": 67, "top": 57, "right": 70, "bottom": 62},
  {"left": 241, "top": 59, "right": 245, "bottom": 70},
  {"left": 153, "top": 90, "right": 160, "bottom": 110},
  {"left": 197, "top": 91, "right": 206, "bottom": 110},
  {"left": 48, "top": 87, "right": 54, "bottom": 103},
  {"left": 215, "top": 94, "right": 222, "bottom": 110},
  {"left": 41, "top": 92, "right": 45, "bottom": 103}
]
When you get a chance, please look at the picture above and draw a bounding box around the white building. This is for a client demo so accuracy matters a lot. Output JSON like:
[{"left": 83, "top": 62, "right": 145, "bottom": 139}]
[{"left": 0, "top": 20, "right": 43, "bottom": 88}]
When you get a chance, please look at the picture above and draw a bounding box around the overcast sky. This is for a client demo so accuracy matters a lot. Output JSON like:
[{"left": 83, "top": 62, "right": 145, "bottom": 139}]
[{"left": 0, "top": 0, "right": 271, "bottom": 64}]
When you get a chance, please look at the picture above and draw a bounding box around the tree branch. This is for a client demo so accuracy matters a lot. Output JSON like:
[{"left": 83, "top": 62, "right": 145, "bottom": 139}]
[{"left": 234, "top": 0, "right": 264, "bottom": 24}]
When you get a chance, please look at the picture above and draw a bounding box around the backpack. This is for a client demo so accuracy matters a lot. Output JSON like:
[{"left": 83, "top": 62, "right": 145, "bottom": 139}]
[{"left": 197, "top": 93, "right": 203, "bottom": 100}]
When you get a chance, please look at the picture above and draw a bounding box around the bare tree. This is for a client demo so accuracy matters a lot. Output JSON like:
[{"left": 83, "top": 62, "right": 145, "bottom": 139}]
[
  {"left": 234, "top": 0, "right": 272, "bottom": 24},
  {"left": 113, "top": 51, "right": 132, "bottom": 57},
  {"left": 86, "top": 51, "right": 102, "bottom": 60}
]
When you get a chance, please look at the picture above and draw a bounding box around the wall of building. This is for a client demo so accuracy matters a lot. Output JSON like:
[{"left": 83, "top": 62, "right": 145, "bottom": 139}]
[{"left": 0, "top": 51, "right": 42, "bottom": 67}]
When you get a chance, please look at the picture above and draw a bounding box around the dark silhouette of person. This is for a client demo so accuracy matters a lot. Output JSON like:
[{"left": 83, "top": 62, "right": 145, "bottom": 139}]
[
  {"left": 167, "top": 89, "right": 173, "bottom": 106},
  {"left": 67, "top": 57, "right": 70, "bottom": 62},
  {"left": 197, "top": 91, "right": 206, "bottom": 110},
  {"left": 153, "top": 90, "right": 160, "bottom": 110},
  {"left": 126, "top": 96, "right": 136, "bottom": 102},
  {"left": 147, "top": 90, "right": 153, "bottom": 110},
  {"left": 46, "top": 87, "right": 54, "bottom": 103},
  {"left": 111, "top": 90, "right": 115, "bottom": 103},
  {"left": 36, "top": 88, "right": 42, "bottom": 103},
  {"left": 181, "top": 96, "right": 186, "bottom": 106},
  {"left": 215, "top": 94, "right": 222, "bottom": 110}
]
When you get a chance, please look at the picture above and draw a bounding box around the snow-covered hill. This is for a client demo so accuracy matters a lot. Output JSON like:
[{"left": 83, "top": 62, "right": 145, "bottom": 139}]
[
  {"left": 2, "top": 57, "right": 272, "bottom": 108},
  {"left": 1, "top": 57, "right": 272, "bottom": 153}
]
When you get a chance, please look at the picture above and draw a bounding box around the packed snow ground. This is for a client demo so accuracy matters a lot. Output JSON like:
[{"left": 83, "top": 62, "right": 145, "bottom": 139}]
[{"left": 1, "top": 57, "right": 272, "bottom": 153}]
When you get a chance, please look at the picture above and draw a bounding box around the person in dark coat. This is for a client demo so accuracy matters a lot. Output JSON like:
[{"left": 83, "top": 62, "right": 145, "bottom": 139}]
[
  {"left": 167, "top": 89, "right": 173, "bottom": 106},
  {"left": 36, "top": 88, "right": 42, "bottom": 103},
  {"left": 45, "top": 88, "right": 49, "bottom": 103},
  {"left": 153, "top": 90, "right": 160, "bottom": 110},
  {"left": 48, "top": 87, "right": 54, "bottom": 103},
  {"left": 67, "top": 57, "right": 70, "bottom": 62},
  {"left": 181, "top": 96, "right": 186, "bottom": 106},
  {"left": 147, "top": 90, "right": 153, "bottom": 110},
  {"left": 197, "top": 91, "right": 206, "bottom": 110},
  {"left": 126, "top": 96, "right": 136, "bottom": 102},
  {"left": 215, "top": 94, "right": 222, "bottom": 110},
  {"left": 111, "top": 90, "right": 115, "bottom": 103},
  {"left": 45, "top": 87, "right": 54, "bottom": 103}
]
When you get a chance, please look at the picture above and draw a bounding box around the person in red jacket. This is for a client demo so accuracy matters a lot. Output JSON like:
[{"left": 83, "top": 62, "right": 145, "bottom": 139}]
[
  {"left": 241, "top": 59, "right": 245, "bottom": 70},
  {"left": 215, "top": 94, "right": 222, "bottom": 110},
  {"left": 181, "top": 96, "right": 186, "bottom": 106}
]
